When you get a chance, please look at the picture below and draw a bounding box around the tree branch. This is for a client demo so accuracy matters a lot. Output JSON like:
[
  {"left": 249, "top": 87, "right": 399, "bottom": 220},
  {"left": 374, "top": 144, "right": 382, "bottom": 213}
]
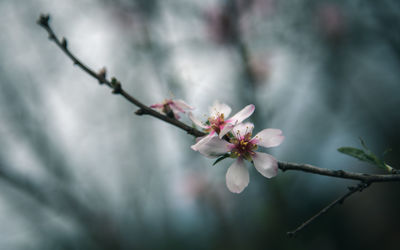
[
  {"left": 37, "top": 14, "right": 205, "bottom": 138},
  {"left": 37, "top": 14, "right": 400, "bottom": 235},
  {"left": 287, "top": 182, "right": 371, "bottom": 237},
  {"left": 278, "top": 161, "right": 400, "bottom": 182},
  {"left": 37, "top": 14, "right": 400, "bottom": 183}
]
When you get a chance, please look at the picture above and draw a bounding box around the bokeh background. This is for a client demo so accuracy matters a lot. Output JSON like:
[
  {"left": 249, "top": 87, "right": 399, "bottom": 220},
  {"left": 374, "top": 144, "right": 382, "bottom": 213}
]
[{"left": 0, "top": 0, "right": 399, "bottom": 249}]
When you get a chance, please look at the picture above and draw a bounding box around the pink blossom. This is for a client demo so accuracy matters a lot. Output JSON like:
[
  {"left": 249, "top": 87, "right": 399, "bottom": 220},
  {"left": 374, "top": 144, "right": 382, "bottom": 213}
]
[
  {"left": 189, "top": 101, "right": 255, "bottom": 151},
  {"left": 194, "top": 122, "right": 284, "bottom": 193},
  {"left": 150, "top": 99, "right": 193, "bottom": 119}
]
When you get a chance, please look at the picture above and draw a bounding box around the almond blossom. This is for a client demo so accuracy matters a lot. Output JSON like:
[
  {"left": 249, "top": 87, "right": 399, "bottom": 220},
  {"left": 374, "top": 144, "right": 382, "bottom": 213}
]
[
  {"left": 189, "top": 101, "right": 255, "bottom": 151},
  {"left": 194, "top": 122, "right": 284, "bottom": 193},
  {"left": 150, "top": 99, "right": 193, "bottom": 119}
]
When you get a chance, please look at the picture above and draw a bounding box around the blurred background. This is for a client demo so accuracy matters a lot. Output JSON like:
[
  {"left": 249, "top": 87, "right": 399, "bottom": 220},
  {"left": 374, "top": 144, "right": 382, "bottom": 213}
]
[{"left": 0, "top": 0, "right": 399, "bottom": 249}]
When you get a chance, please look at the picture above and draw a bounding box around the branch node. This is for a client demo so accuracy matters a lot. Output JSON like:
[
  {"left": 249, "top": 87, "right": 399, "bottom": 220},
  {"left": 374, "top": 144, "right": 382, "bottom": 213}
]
[
  {"left": 61, "top": 37, "right": 68, "bottom": 49},
  {"left": 334, "top": 170, "right": 345, "bottom": 177},
  {"left": 111, "top": 77, "right": 122, "bottom": 94},
  {"left": 37, "top": 14, "right": 50, "bottom": 27},
  {"left": 135, "top": 108, "right": 146, "bottom": 116},
  {"left": 97, "top": 67, "right": 107, "bottom": 85}
]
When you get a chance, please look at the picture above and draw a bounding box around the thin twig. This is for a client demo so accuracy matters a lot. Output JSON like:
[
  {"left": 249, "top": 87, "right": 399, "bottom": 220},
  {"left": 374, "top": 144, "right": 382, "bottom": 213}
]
[
  {"left": 278, "top": 161, "right": 400, "bottom": 182},
  {"left": 287, "top": 182, "right": 371, "bottom": 237},
  {"left": 37, "top": 14, "right": 400, "bottom": 183},
  {"left": 37, "top": 14, "right": 205, "bottom": 138}
]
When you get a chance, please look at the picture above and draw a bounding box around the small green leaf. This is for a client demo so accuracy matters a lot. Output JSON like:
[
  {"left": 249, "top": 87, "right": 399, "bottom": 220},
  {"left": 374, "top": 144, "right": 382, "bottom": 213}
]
[
  {"left": 338, "top": 147, "right": 386, "bottom": 169},
  {"left": 338, "top": 139, "right": 396, "bottom": 173},
  {"left": 213, "top": 154, "right": 230, "bottom": 166}
]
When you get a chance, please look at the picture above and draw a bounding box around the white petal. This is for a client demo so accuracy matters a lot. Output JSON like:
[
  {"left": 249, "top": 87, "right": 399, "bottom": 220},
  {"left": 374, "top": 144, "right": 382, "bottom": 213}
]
[
  {"left": 209, "top": 100, "right": 232, "bottom": 118},
  {"left": 191, "top": 135, "right": 212, "bottom": 151},
  {"left": 188, "top": 112, "right": 208, "bottom": 129},
  {"left": 254, "top": 129, "right": 284, "bottom": 148},
  {"left": 219, "top": 123, "right": 235, "bottom": 138},
  {"left": 226, "top": 159, "right": 249, "bottom": 193},
  {"left": 232, "top": 122, "right": 254, "bottom": 139},
  {"left": 194, "top": 136, "right": 232, "bottom": 158},
  {"left": 228, "top": 104, "right": 255, "bottom": 123},
  {"left": 252, "top": 152, "right": 278, "bottom": 178},
  {"left": 173, "top": 99, "right": 194, "bottom": 110}
]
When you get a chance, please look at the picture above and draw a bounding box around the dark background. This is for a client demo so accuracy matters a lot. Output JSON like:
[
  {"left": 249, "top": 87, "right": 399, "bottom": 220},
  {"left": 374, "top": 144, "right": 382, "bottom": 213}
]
[{"left": 0, "top": 0, "right": 399, "bottom": 249}]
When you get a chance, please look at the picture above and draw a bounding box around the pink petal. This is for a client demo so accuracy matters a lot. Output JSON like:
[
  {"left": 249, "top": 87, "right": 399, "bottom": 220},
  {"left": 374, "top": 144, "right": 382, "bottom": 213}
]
[
  {"left": 173, "top": 99, "right": 194, "bottom": 110},
  {"left": 188, "top": 112, "right": 208, "bottom": 129},
  {"left": 209, "top": 101, "right": 232, "bottom": 118},
  {"left": 170, "top": 103, "right": 185, "bottom": 113},
  {"left": 231, "top": 122, "right": 254, "bottom": 139},
  {"left": 252, "top": 152, "right": 278, "bottom": 178},
  {"left": 193, "top": 136, "right": 232, "bottom": 158},
  {"left": 150, "top": 103, "right": 163, "bottom": 108},
  {"left": 253, "top": 129, "right": 284, "bottom": 148},
  {"left": 229, "top": 104, "right": 255, "bottom": 124},
  {"left": 226, "top": 158, "right": 249, "bottom": 193}
]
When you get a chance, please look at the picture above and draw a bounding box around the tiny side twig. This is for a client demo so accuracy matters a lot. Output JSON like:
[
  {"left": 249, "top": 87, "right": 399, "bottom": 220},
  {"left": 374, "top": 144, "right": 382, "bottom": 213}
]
[{"left": 287, "top": 182, "right": 371, "bottom": 237}]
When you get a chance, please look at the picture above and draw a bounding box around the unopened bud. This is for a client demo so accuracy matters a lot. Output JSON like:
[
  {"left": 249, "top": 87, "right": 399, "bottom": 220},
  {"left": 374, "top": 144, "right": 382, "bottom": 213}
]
[
  {"left": 98, "top": 67, "right": 107, "bottom": 84},
  {"left": 37, "top": 14, "right": 50, "bottom": 27}
]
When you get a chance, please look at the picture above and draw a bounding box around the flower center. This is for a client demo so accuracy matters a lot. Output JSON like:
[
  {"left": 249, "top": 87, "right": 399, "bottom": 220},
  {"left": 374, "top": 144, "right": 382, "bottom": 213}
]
[
  {"left": 230, "top": 132, "right": 257, "bottom": 160},
  {"left": 207, "top": 113, "right": 225, "bottom": 134}
]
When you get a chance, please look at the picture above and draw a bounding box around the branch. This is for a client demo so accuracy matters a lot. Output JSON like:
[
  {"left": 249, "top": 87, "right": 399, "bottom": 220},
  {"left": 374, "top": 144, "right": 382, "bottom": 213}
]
[
  {"left": 37, "top": 14, "right": 400, "bottom": 235},
  {"left": 278, "top": 161, "right": 400, "bottom": 182},
  {"left": 287, "top": 182, "right": 371, "bottom": 237},
  {"left": 37, "top": 14, "right": 400, "bottom": 183},
  {"left": 36, "top": 14, "right": 205, "bottom": 138}
]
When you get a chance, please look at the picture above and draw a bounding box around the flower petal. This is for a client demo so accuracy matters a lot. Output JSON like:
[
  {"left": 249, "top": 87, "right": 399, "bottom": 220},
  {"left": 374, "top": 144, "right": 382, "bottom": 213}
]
[
  {"left": 254, "top": 129, "right": 284, "bottom": 148},
  {"left": 191, "top": 134, "right": 213, "bottom": 151},
  {"left": 229, "top": 104, "right": 255, "bottom": 124},
  {"left": 194, "top": 136, "right": 232, "bottom": 158},
  {"left": 170, "top": 103, "right": 185, "bottom": 114},
  {"left": 173, "top": 99, "right": 194, "bottom": 111},
  {"left": 231, "top": 122, "right": 254, "bottom": 139},
  {"left": 219, "top": 123, "right": 235, "bottom": 138},
  {"left": 150, "top": 103, "right": 163, "bottom": 109},
  {"left": 209, "top": 100, "right": 232, "bottom": 118},
  {"left": 252, "top": 152, "right": 278, "bottom": 178},
  {"left": 188, "top": 112, "right": 208, "bottom": 129},
  {"left": 226, "top": 158, "right": 249, "bottom": 193}
]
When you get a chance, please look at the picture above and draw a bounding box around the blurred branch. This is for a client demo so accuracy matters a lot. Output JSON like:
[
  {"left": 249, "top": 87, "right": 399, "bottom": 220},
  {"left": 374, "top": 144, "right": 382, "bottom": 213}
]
[{"left": 287, "top": 182, "right": 371, "bottom": 237}]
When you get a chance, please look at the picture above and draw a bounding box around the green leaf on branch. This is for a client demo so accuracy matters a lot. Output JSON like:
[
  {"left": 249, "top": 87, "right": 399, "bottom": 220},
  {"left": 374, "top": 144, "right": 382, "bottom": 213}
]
[
  {"left": 337, "top": 147, "right": 384, "bottom": 168},
  {"left": 213, "top": 154, "right": 230, "bottom": 166},
  {"left": 338, "top": 139, "right": 391, "bottom": 171}
]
